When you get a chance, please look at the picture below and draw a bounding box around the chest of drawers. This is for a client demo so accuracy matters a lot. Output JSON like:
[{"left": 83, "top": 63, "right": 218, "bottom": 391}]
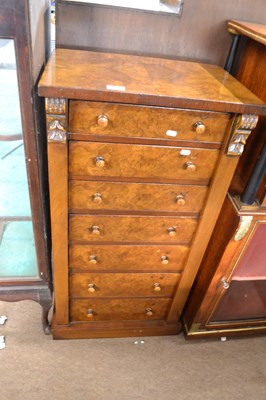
[{"left": 38, "top": 49, "right": 265, "bottom": 339}]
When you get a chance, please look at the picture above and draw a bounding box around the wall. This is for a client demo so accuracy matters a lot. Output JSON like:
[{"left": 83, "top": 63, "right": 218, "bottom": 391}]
[{"left": 56, "top": 0, "right": 266, "bottom": 66}]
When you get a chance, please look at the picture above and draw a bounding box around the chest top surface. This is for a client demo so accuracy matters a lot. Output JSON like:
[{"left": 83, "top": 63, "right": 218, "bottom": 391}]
[
  {"left": 38, "top": 48, "right": 265, "bottom": 115},
  {"left": 228, "top": 20, "right": 266, "bottom": 46}
]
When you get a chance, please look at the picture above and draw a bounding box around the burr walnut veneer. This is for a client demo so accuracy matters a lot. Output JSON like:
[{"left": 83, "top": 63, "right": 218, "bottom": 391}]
[{"left": 38, "top": 48, "right": 265, "bottom": 339}]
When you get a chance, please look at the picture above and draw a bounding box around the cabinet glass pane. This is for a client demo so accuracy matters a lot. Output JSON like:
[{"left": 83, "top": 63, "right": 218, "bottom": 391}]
[
  {"left": 0, "top": 39, "right": 38, "bottom": 278},
  {"left": 211, "top": 223, "right": 266, "bottom": 322}
]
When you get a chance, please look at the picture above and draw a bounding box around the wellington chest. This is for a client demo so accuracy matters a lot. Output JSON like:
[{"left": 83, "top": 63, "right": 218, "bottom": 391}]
[{"left": 38, "top": 48, "right": 265, "bottom": 339}]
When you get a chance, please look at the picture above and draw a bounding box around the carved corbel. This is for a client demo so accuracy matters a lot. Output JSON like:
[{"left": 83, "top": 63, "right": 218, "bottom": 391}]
[
  {"left": 227, "top": 114, "right": 258, "bottom": 156},
  {"left": 45, "top": 98, "right": 68, "bottom": 143},
  {"left": 47, "top": 117, "right": 66, "bottom": 142},
  {"left": 234, "top": 216, "right": 253, "bottom": 241}
]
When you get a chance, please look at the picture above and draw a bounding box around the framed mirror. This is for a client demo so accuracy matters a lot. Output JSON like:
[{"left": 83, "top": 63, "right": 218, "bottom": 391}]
[{"left": 63, "top": 0, "right": 184, "bottom": 15}]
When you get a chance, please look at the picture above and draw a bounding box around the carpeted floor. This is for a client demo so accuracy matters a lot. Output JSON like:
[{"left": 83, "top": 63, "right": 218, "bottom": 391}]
[{"left": 0, "top": 300, "right": 265, "bottom": 400}]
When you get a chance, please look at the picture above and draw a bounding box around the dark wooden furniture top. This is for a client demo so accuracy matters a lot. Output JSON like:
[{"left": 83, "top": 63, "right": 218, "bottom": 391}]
[
  {"left": 38, "top": 49, "right": 266, "bottom": 115},
  {"left": 228, "top": 20, "right": 266, "bottom": 46}
]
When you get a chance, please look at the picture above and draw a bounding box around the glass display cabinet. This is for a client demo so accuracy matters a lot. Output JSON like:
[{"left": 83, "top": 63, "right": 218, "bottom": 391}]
[
  {"left": 0, "top": 0, "right": 52, "bottom": 333},
  {"left": 183, "top": 20, "right": 266, "bottom": 339}
]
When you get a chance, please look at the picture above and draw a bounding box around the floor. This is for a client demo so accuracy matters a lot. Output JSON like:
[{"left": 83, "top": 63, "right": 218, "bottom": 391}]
[{"left": 0, "top": 300, "right": 265, "bottom": 400}]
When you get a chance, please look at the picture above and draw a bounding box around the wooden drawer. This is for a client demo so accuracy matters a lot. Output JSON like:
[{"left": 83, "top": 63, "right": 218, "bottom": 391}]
[
  {"left": 70, "top": 298, "right": 171, "bottom": 321},
  {"left": 69, "top": 181, "right": 208, "bottom": 213},
  {"left": 69, "top": 244, "right": 189, "bottom": 272},
  {"left": 69, "top": 215, "right": 198, "bottom": 243},
  {"left": 70, "top": 272, "right": 180, "bottom": 298},
  {"left": 69, "top": 101, "right": 230, "bottom": 143},
  {"left": 69, "top": 142, "right": 219, "bottom": 183}
]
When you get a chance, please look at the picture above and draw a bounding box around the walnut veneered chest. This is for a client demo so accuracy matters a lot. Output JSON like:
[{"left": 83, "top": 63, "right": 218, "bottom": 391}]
[{"left": 38, "top": 49, "right": 265, "bottom": 339}]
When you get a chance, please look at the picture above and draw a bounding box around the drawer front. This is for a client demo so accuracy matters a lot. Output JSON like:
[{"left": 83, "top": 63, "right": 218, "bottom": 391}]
[
  {"left": 70, "top": 272, "right": 180, "bottom": 298},
  {"left": 70, "top": 298, "right": 171, "bottom": 321},
  {"left": 69, "top": 215, "right": 198, "bottom": 243},
  {"left": 69, "top": 142, "right": 219, "bottom": 183},
  {"left": 69, "top": 181, "right": 208, "bottom": 213},
  {"left": 69, "top": 244, "right": 189, "bottom": 272},
  {"left": 69, "top": 101, "right": 230, "bottom": 143}
]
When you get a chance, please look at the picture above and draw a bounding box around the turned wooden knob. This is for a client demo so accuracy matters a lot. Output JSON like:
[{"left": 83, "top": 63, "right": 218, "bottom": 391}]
[
  {"left": 93, "top": 193, "right": 102, "bottom": 204},
  {"left": 175, "top": 194, "right": 186, "bottom": 206},
  {"left": 95, "top": 156, "right": 105, "bottom": 168},
  {"left": 168, "top": 227, "right": 176, "bottom": 237},
  {"left": 88, "top": 283, "right": 96, "bottom": 293},
  {"left": 89, "top": 255, "right": 97, "bottom": 264},
  {"left": 97, "top": 114, "right": 109, "bottom": 128},
  {"left": 87, "top": 309, "right": 94, "bottom": 317},
  {"left": 146, "top": 308, "right": 153, "bottom": 316},
  {"left": 193, "top": 121, "right": 206, "bottom": 134},
  {"left": 91, "top": 225, "right": 100, "bottom": 235},
  {"left": 160, "top": 255, "right": 169, "bottom": 265},
  {"left": 185, "top": 161, "right": 196, "bottom": 171},
  {"left": 153, "top": 283, "right": 161, "bottom": 292}
]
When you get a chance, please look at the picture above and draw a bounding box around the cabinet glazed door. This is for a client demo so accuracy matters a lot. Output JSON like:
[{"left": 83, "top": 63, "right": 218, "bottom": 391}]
[
  {"left": 210, "top": 222, "right": 266, "bottom": 323},
  {"left": 0, "top": 39, "right": 38, "bottom": 279},
  {"left": 0, "top": 0, "right": 52, "bottom": 334}
]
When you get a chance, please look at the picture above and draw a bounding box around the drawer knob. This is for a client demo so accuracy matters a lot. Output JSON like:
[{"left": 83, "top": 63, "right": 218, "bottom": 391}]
[
  {"left": 91, "top": 225, "right": 100, "bottom": 235},
  {"left": 193, "top": 121, "right": 206, "bottom": 134},
  {"left": 175, "top": 194, "right": 186, "bottom": 206},
  {"left": 95, "top": 156, "right": 105, "bottom": 168},
  {"left": 153, "top": 283, "right": 161, "bottom": 292},
  {"left": 168, "top": 227, "right": 176, "bottom": 237},
  {"left": 97, "top": 114, "right": 109, "bottom": 128},
  {"left": 88, "top": 283, "right": 96, "bottom": 293},
  {"left": 184, "top": 161, "right": 196, "bottom": 171},
  {"left": 87, "top": 309, "right": 94, "bottom": 317},
  {"left": 93, "top": 193, "right": 102, "bottom": 204},
  {"left": 89, "top": 255, "right": 97, "bottom": 264},
  {"left": 160, "top": 255, "right": 169, "bottom": 265},
  {"left": 146, "top": 308, "right": 153, "bottom": 317}
]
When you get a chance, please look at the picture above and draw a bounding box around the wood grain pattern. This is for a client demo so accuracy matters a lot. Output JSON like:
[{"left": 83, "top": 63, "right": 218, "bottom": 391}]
[
  {"left": 167, "top": 121, "right": 241, "bottom": 323},
  {"left": 182, "top": 195, "right": 241, "bottom": 331},
  {"left": 70, "top": 298, "right": 171, "bottom": 321},
  {"left": 69, "top": 244, "right": 189, "bottom": 272},
  {"left": 69, "top": 272, "right": 180, "bottom": 298},
  {"left": 69, "top": 101, "right": 230, "bottom": 144},
  {"left": 69, "top": 214, "right": 198, "bottom": 243},
  {"left": 38, "top": 49, "right": 266, "bottom": 115},
  {"left": 51, "top": 320, "right": 179, "bottom": 339},
  {"left": 69, "top": 141, "right": 219, "bottom": 183},
  {"left": 47, "top": 141, "right": 69, "bottom": 325},
  {"left": 69, "top": 181, "right": 208, "bottom": 214}
]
